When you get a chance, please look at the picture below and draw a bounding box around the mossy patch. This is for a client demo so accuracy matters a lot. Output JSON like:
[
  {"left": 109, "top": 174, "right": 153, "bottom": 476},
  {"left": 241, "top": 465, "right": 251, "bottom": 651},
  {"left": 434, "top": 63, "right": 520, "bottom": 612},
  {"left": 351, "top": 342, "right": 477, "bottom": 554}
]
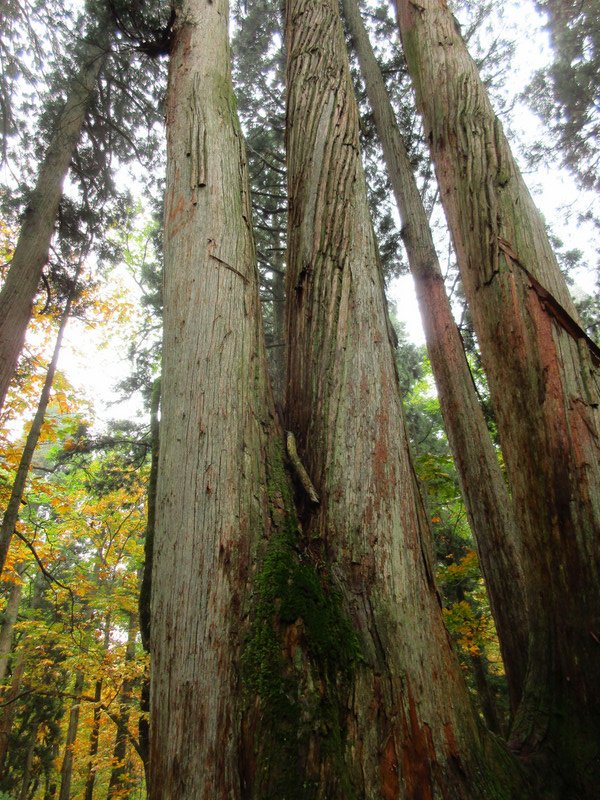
[{"left": 242, "top": 459, "right": 362, "bottom": 799}]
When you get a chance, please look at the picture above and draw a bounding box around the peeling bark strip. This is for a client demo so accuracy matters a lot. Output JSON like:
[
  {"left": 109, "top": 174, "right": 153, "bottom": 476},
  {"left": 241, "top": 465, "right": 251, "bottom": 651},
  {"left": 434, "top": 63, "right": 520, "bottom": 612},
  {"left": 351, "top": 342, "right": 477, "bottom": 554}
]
[
  {"left": 285, "top": 0, "right": 531, "bottom": 797},
  {"left": 341, "top": 0, "right": 528, "bottom": 711},
  {"left": 497, "top": 237, "right": 600, "bottom": 368},
  {"left": 187, "top": 74, "right": 207, "bottom": 202},
  {"left": 395, "top": 1, "right": 600, "bottom": 794}
]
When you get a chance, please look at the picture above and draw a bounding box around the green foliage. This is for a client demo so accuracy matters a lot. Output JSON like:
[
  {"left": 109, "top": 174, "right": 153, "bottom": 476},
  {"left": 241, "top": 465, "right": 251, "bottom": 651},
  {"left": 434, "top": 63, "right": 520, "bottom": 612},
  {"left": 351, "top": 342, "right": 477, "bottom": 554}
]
[
  {"left": 527, "top": 0, "right": 599, "bottom": 189},
  {"left": 404, "top": 351, "right": 509, "bottom": 729}
]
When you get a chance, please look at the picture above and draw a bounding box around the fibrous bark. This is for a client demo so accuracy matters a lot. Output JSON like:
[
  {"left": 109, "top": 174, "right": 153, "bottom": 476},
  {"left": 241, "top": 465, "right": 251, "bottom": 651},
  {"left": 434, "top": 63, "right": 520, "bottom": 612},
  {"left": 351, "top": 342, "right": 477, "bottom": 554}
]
[
  {"left": 395, "top": 1, "right": 600, "bottom": 794},
  {"left": 341, "top": 0, "right": 527, "bottom": 711},
  {"left": 283, "top": 1, "right": 529, "bottom": 797},
  {"left": 150, "top": 1, "right": 295, "bottom": 796},
  {"left": 0, "top": 28, "right": 108, "bottom": 416}
]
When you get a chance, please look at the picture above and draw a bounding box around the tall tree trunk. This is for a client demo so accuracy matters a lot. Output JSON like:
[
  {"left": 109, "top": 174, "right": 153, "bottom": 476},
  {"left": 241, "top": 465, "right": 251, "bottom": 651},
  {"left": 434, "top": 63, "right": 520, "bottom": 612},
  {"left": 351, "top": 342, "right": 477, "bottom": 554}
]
[
  {"left": 58, "top": 671, "right": 85, "bottom": 800},
  {"left": 0, "top": 648, "right": 26, "bottom": 775},
  {"left": 340, "top": 0, "right": 527, "bottom": 712},
  {"left": 283, "top": 1, "right": 529, "bottom": 796},
  {"left": 149, "top": 1, "right": 292, "bottom": 796},
  {"left": 84, "top": 615, "right": 110, "bottom": 800},
  {"left": 0, "top": 564, "right": 26, "bottom": 684},
  {"left": 0, "top": 270, "right": 80, "bottom": 575},
  {"left": 17, "top": 720, "right": 38, "bottom": 800},
  {"left": 106, "top": 612, "right": 137, "bottom": 799},
  {"left": 150, "top": 1, "right": 527, "bottom": 796},
  {"left": 0, "top": 28, "right": 108, "bottom": 415},
  {"left": 395, "top": 1, "right": 600, "bottom": 794},
  {"left": 138, "top": 378, "right": 159, "bottom": 785},
  {"left": 83, "top": 682, "right": 102, "bottom": 800}
]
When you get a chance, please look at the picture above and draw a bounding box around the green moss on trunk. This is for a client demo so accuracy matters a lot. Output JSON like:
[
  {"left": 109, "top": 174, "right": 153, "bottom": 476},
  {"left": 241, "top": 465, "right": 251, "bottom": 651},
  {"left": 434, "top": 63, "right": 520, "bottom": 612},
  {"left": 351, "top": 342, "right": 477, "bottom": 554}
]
[{"left": 242, "top": 445, "right": 362, "bottom": 798}]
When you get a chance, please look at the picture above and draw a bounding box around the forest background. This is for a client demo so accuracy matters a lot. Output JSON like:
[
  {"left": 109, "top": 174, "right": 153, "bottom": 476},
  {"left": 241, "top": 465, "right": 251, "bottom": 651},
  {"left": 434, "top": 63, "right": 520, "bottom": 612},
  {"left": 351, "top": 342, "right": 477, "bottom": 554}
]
[{"left": 0, "top": 0, "right": 598, "bottom": 798}]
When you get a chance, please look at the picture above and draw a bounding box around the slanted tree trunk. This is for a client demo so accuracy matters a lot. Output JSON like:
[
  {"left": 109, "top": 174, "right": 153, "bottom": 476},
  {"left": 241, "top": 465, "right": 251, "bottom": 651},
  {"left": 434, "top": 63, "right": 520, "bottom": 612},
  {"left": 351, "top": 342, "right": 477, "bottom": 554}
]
[
  {"left": 340, "top": 0, "right": 527, "bottom": 712},
  {"left": 58, "top": 671, "right": 85, "bottom": 800},
  {"left": 0, "top": 28, "right": 108, "bottom": 415},
  {"left": 106, "top": 612, "right": 137, "bottom": 799},
  {"left": 0, "top": 269, "right": 81, "bottom": 575},
  {"left": 283, "top": 1, "right": 530, "bottom": 796},
  {"left": 395, "top": 1, "right": 600, "bottom": 794}
]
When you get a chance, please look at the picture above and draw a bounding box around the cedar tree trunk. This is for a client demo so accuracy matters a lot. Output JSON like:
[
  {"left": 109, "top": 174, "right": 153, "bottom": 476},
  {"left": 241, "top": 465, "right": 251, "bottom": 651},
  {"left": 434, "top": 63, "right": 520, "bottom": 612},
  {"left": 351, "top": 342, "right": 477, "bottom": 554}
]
[
  {"left": 150, "top": 0, "right": 298, "bottom": 796},
  {"left": 284, "top": 1, "right": 530, "bottom": 797},
  {"left": 395, "top": 1, "right": 600, "bottom": 794},
  {"left": 341, "top": 0, "right": 527, "bottom": 710}
]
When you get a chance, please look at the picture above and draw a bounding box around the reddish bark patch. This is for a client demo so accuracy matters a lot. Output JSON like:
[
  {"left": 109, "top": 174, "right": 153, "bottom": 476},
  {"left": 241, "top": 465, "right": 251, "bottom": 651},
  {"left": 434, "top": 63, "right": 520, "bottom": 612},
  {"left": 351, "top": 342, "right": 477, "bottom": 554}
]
[
  {"left": 400, "top": 683, "right": 435, "bottom": 800},
  {"left": 167, "top": 193, "right": 186, "bottom": 225},
  {"left": 283, "top": 618, "right": 303, "bottom": 661},
  {"left": 394, "top": 0, "right": 415, "bottom": 33},
  {"left": 380, "top": 735, "right": 400, "bottom": 800},
  {"left": 525, "top": 284, "right": 574, "bottom": 532},
  {"left": 443, "top": 720, "right": 462, "bottom": 768}
]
